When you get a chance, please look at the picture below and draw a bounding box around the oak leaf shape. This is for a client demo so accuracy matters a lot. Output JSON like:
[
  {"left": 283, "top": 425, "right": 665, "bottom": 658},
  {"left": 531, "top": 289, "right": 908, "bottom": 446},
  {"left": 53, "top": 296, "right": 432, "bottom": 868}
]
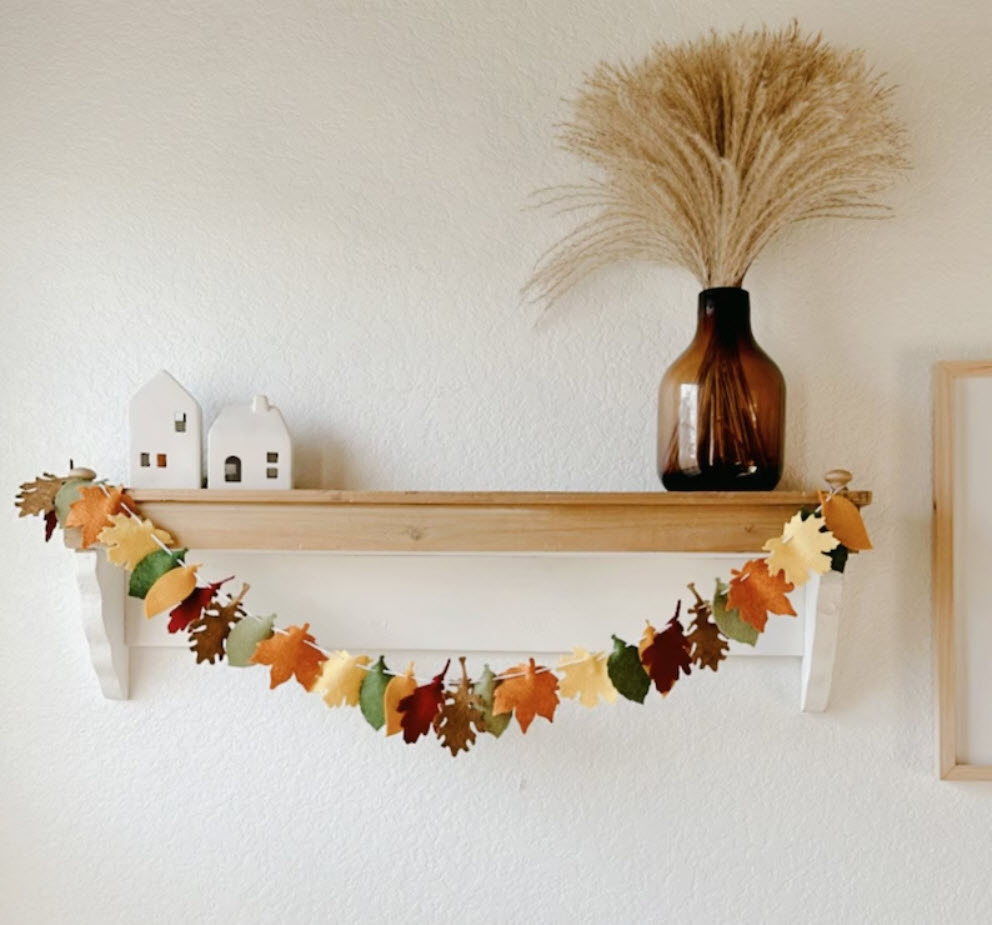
[
  {"left": 311, "top": 651, "right": 372, "bottom": 708},
  {"left": 144, "top": 564, "right": 199, "bottom": 618},
  {"left": 472, "top": 665, "right": 511, "bottom": 738},
  {"left": 384, "top": 664, "right": 418, "bottom": 736},
  {"left": 188, "top": 584, "right": 248, "bottom": 665},
  {"left": 250, "top": 622, "right": 325, "bottom": 690},
  {"left": 168, "top": 577, "right": 232, "bottom": 634},
  {"left": 727, "top": 559, "right": 796, "bottom": 632},
  {"left": 686, "top": 584, "right": 729, "bottom": 671},
  {"left": 640, "top": 604, "right": 692, "bottom": 696},
  {"left": 434, "top": 657, "right": 487, "bottom": 756},
  {"left": 359, "top": 656, "right": 392, "bottom": 730},
  {"left": 607, "top": 635, "right": 651, "bottom": 703},
  {"left": 66, "top": 484, "right": 135, "bottom": 548},
  {"left": 98, "top": 514, "right": 174, "bottom": 570},
  {"left": 493, "top": 658, "right": 559, "bottom": 733},
  {"left": 558, "top": 647, "right": 618, "bottom": 708},
  {"left": 819, "top": 492, "right": 872, "bottom": 551},
  {"left": 762, "top": 512, "right": 837, "bottom": 586},
  {"left": 15, "top": 474, "right": 65, "bottom": 518},
  {"left": 398, "top": 660, "right": 450, "bottom": 744}
]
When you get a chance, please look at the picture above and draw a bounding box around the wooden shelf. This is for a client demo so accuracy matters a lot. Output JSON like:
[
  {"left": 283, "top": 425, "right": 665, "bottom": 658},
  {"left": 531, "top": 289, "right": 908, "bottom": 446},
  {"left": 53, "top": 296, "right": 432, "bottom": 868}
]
[{"left": 125, "top": 489, "right": 871, "bottom": 554}]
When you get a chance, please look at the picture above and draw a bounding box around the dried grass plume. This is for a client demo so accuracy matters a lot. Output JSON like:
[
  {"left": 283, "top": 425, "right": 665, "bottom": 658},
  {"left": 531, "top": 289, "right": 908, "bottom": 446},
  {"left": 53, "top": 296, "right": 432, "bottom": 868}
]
[{"left": 525, "top": 23, "right": 909, "bottom": 304}]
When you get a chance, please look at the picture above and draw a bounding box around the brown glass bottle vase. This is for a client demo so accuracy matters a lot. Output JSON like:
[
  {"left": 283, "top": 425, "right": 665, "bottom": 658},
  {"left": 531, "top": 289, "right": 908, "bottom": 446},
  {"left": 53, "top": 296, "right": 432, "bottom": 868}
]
[{"left": 658, "top": 287, "right": 785, "bottom": 490}]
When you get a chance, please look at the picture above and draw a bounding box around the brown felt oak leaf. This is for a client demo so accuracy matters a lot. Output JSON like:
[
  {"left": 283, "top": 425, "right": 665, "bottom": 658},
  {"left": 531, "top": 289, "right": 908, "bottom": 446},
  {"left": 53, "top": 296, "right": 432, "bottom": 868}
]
[
  {"left": 727, "top": 558, "right": 796, "bottom": 632},
  {"left": 398, "top": 659, "right": 450, "bottom": 744},
  {"left": 188, "top": 584, "right": 248, "bottom": 665},
  {"left": 65, "top": 484, "right": 135, "bottom": 548},
  {"left": 434, "top": 657, "right": 487, "bottom": 756},
  {"left": 168, "top": 577, "right": 232, "bottom": 634},
  {"left": 686, "top": 583, "right": 729, "bottom": 672},
  {"left": 250, "top": 622, "right": 326, "bottom": 690},
  {"left": 493, "top": 658, "right": 559, "bottom": 733},
  {"left": 15, "top": 474, "right": 66, "bottom": 518},
  {"left": 762, "top": 512, "right": 837, "bottom": 586},
  {"left": 640, "top": 602, "right": 692, "bottom": 696}
]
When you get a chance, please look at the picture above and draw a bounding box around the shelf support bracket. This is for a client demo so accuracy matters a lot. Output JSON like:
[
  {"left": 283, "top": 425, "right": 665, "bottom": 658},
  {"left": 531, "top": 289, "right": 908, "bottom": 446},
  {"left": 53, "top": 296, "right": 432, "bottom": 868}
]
[
  {"left": 74, "top": 547, "right": 129, "bottom": 700},
  {"left": 800, "top": 570, "right": 843, "bottom": 712}
]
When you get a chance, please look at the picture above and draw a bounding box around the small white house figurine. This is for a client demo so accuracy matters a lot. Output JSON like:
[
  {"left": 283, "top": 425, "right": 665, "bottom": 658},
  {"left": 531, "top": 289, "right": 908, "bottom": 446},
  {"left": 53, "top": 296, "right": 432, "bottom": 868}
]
[
  {"left": 207, "top": 394, "right": 292, "bottom": 489},
  {"left": 129, "top": 370, "right": 203, "bottom": 488}
]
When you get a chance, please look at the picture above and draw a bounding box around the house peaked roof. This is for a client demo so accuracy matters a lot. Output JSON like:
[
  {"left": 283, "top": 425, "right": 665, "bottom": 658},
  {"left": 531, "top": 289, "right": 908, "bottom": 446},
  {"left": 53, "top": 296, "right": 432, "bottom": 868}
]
[{"left": 131, "top": 369, "right": 199, "bottom": 407}]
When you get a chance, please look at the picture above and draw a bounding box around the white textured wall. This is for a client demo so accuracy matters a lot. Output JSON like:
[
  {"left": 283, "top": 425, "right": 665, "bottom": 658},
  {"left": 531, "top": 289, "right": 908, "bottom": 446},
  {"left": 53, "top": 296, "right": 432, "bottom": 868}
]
[{"left": 3, "top": 1, "right": 992, "bottom": 922}]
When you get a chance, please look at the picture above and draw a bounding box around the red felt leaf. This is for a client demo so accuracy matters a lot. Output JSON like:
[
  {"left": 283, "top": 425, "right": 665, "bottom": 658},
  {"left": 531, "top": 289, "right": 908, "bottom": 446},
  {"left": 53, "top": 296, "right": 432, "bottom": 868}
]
[
  {"left": 397, "top": 659, "right": 451, "bottom": 744},
  {"left": 167, "top": 576, "right": 233, "bottom": 634},
  {"left": 44, "top": 509, "right": 58, "bottom": 542},
  {"left": 640, "top": 603, "right": 692, "bottom": 696}
]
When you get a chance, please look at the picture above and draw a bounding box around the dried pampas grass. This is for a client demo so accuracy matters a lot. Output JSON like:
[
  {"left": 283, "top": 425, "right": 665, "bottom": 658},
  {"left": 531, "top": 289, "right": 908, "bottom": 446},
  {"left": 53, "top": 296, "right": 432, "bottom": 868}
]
[{"left": 525, "top": 22, "right": 909, "bottom": 304}]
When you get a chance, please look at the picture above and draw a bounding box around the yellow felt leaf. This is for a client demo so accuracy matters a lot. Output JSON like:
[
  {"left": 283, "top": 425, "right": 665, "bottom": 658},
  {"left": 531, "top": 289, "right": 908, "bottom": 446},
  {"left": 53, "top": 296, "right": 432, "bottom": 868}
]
[
  {"left": 762, "top": 513, "right": 838, "bottom": 586},
  {"left": 638, "top": 622, "right": 657, "bottom": 661},
  {"left": 311, "top": 651, "right": 372, "bottom": 707},
  {"left": 98, "top": 514, "right": 175, "bottom": 570},
  {"left": 383, "top": 663, "right": 417, "bottom": 736},
  {"left": 557, "top": 647, "right": 618, "bottom": 708},
  {"left": 144, "top": 565, "right": 200, "bottom": 618},
  {"left": 819, "top": 492, "right": 872, "bottom": 551}
]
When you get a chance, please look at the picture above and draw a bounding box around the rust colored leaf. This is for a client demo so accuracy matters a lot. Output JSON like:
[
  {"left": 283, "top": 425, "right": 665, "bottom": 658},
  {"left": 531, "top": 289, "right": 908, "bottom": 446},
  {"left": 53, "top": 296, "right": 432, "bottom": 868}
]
[
  {"left": 434, "top": 657, "right": 487, "bottom": 756},
  {"left": 65, "top": 484, "right": 135, "bottom": 548},
  {"left": 640, "top": 603, "right": 692, "bottom": 696},
  {"left": 398, "top": 660, "right": 450, "bottom": 744},
  {"left": 188, "top": 583, "right": 248, "bottom": 665},
  {"left": 169, "top": 577, "right": 232, "bottom": 634},
  {"left": 492, "top": 658, "right": 559, "bottom": 733},
  {"left": 44, "top": 509, "right": 58, "bottom": 542},
  {"left": 250, "top": 622, "right": 325, "bottom": 690},
  {"left": 686, "top": 584, "right": 729, "bottom": 672},
  {"left": 727, "top": 558, "right": 796, "bottom": 632},
  {"left": 15, "top": 474, "right": 66, "bottom": 518}
]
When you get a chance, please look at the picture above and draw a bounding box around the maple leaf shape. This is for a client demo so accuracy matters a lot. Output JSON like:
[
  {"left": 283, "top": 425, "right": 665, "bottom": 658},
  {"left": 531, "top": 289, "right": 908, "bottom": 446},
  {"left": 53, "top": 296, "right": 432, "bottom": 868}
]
[
  {"left": 640, "top": 604, "right": 692, "bottom": 696},
  {"left": 250, "top": 622, "right": 325, "bottom": 689},
  {"left": 434, "top": 657, "right": 487, "bottom": 756},
  {"left": 472, "top": 665, "right": 511, "bottom": 738},
  {"left": 15, "top": 474, "right": 66, "bottom": 518},
  {"left": 607, "top": 635, "right": 651, "bottom": 703},
  {"left": 311, "top": 651, "right": 373, "bottom": 708},
  {"left": 493, "top": 658, "right": 559, "bottom": 733},
  {"left": 727, "top": 559, "right": 796, "bottom": 632},
  {"left": 98, "top": 514, "right": 175, "bottom": 570},
  {"left": 145, "top": 564, "right": 200, "bottom": 618},
  {"left": 384, "top": 664, "right": 418, "bottom": 736},
  {"left": 686, "top": 583, "right": 729, "bottom": 671},
  {"left": 188, "top": 584, "right": 249, "bottom": 665},
  {"left": 168, "top": 577, "right": 232, "bottom": 634},
  {"left": 398, "top": 660, "right": 450, "bottom": 744},
  {"left": 762, "top": 512, "right": 838, "bottom": 586},
  {"left": 65, "top": 485, "right": 135, "bottom": 548},
  {"left": 558, "top": 647, "right": 618, "bottom": 708},
  {"left": 819, "top": 492, "right": 872, "bottom": 551}
]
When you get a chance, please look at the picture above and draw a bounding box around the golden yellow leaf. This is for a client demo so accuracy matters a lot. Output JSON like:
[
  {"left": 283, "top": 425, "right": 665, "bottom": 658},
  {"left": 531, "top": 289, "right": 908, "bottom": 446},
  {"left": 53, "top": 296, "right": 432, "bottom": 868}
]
[
  {"left": 383, "top": 663, "right": 417, "bottom": 736},
  {"left": 558, "top": 647, "right": 618, "bottom": 708},
  {"left": 311, "top": 651, "right": 372, "bottom": 707},
  {"left": 762, "top": 513, "right": 837, "bottom": 586},
  {"left": 819, "top": 492, "right": 872, "bottom": 551},
  {"left": 144, "top": 564, "right": 200, "bottom": 619},
  {"left": 98, "top": 514, "right": 175, "bottom": 570},
  {"left": 638, "top": 621, "right": 657, "bottom": 661}
]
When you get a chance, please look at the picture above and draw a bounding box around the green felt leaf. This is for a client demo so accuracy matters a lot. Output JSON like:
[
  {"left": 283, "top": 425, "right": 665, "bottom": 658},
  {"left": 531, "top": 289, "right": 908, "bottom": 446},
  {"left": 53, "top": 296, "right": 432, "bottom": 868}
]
[
  {"left": 473, "top": 665, "right": 511, "bottom": 738},
  {"left": 359, "top": 656, "right": 392, "bottom": 730},
  {"left": 606, "top": 634, "right": 651, "bottom": 703},
  {"left": 226, "top": 613, "right": 275, "bottom": 667},
  {"left": 128, "top": 548, "right": 188, "bottom": 599},
  {"left": 712, "top": 577, "right": 759, "bottom": 646},
  {"left": 53, "top": 478, "right": 92, "bottom": 525}
]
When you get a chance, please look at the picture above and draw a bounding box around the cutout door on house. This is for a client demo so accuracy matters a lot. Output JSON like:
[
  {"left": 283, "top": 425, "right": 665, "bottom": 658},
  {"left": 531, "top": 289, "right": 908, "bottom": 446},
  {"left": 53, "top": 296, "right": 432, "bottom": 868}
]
[{"left": 224, "top": 455, "right": 242, "bottom": 483}]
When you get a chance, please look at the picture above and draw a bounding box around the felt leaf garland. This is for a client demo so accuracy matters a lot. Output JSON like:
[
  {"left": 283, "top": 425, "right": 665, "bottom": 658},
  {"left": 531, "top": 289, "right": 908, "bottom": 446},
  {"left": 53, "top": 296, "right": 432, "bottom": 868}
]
[
  {"left": 473, "top": 665, "right": 511, "bottom": 738},
  {"left": 727, "top": 559, "right": 796, "bottom": 632},
  {"left": 98, "top": 514, "right": 174, "bottom": 570},
  {"left": 188, "top": 585, "right": 248, "bottom": 665},
  {"left": 686, "top": 584, "right": 729, "bottom": 671},
  {"left": 359, "top": 656, "right": 392, "bottom": 730},
  {"left": 712, "top": 577, "right": 758, "bottom": 646},
  {"left": 558, "top": 647, "right": 618, "bottom": 708},
  {"left": 66, "top": 484, "right": 134, "bottom": 548},
  {"left": 144, "top": 564, "right": 200, "bottom": 618},
  {"left": 819, "top": 491, "right": 872, "bottom": 551},
  {"left": 639, "top": 606, "right": 692, "bottom": 696},
  {"left": 15, "top": 474, "right": 65, "bottom": 519},
  {"left": 128, "top": 548, "right": 188, "bottom": 599},
  {"left": 397, "top": 660, "right": 450, "bottom": 744},
  {"left": 493, "top": 658, "right": 559, "bottom": 733},
  {"left": 384, "top": 664, "right": 418, "bottom": 737},
  {"left": 168, "top": 577, "right": 232, "bottom": 634},
  {"left": 762, "top": 512, "right": 837, "bottom": 586},
  {"left": 312, "top": 651, "right": 373, "bottom": 708},
  {"left": 53, "top": 477, "right": 92, "bottom": 525},
  {"left": 250, "top": 623, "right": 325, "bottom": 690},
  {"left": 434, "top": 657, "right": 486, "bottom": 756},
  {"left": 607, "top": 635, "right": 651, "bottom": 703},
  {"left": 227, "top": 613, "right": 276, "bottom": 667}
]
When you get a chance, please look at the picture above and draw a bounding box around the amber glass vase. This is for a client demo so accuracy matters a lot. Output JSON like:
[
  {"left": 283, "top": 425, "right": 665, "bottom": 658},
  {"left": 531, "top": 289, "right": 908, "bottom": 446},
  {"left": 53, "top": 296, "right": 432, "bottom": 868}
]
[{"left": 658, "top": 287, "right": 785, "bottom": 490}]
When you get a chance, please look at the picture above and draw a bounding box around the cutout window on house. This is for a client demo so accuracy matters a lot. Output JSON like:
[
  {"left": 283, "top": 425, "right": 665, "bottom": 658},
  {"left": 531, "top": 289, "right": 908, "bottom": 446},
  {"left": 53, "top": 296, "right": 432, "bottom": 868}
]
[
  {"left": 140, "top": 453, "right": 150, "bottom": 467},
  {"left": 174, "top": 412, "right": 187, "bottom": 433},
  {"left": 267, "top": 452, "right": 279, "bottom": 463},
  {"left": 266, "top": 467, "right": 278, "bottom": 479},
  {"left": 156, "top": 454, "right": 167, "bottom": 468},
  {"left": 225, "top": 456, "right": 242, "bottom": 483}
]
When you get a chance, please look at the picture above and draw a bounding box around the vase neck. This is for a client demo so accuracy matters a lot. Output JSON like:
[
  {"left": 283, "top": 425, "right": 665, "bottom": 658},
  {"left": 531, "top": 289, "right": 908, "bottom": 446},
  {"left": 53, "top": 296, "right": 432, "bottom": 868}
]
[{"left": 695, "top": 287, "right": 753, "bottom": 343}]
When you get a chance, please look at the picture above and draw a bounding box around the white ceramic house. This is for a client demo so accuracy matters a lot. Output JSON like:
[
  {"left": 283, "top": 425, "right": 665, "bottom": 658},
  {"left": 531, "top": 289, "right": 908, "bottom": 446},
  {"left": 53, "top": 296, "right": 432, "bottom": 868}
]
[
  {"left": 129, "top": 370, "right": 203, "bottom": 488},
  {"left": 207, "top": 394, "right": 292, "bottom": 489}
]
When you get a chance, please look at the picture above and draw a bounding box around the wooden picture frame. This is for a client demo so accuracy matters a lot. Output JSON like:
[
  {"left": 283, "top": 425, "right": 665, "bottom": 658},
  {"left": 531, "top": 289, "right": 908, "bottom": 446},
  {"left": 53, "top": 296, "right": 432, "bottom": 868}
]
[{"left": 933, "top": 361, "right": 992, "bottom": 779}]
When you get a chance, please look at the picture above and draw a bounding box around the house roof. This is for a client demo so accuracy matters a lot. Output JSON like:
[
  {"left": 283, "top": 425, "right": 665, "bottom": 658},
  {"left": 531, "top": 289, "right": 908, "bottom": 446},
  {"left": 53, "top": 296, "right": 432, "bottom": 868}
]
[
  {"left": 131, "top": 370, "right": 200, "bottom": 409},
  {"left": 208, "top": 394, "right": 291, "bottom": 442}
]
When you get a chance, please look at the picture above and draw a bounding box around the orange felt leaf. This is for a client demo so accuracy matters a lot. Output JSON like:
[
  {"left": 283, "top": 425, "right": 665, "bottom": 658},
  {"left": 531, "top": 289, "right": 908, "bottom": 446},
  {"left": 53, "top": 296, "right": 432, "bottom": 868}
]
[
  {"left": 249, "top": 623, "right": 325, "bottom": 690},
  {"left": 384, "top": 664, "right": 418, "bottom": 737},
  {"left": 144, "top": 564, "right": 199, "bottom": 618},
  {"left": 65, "top": 485, "right": 135, "bottom": 548},
  {"left": 492, "top": 658, "right": 559, "bottom": 734},
  {"left": 819, "top": 492, "right": 872, "bottom": 551},
  {"left": 727, "top": 559, "right": 796, "bottom": 632}
]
